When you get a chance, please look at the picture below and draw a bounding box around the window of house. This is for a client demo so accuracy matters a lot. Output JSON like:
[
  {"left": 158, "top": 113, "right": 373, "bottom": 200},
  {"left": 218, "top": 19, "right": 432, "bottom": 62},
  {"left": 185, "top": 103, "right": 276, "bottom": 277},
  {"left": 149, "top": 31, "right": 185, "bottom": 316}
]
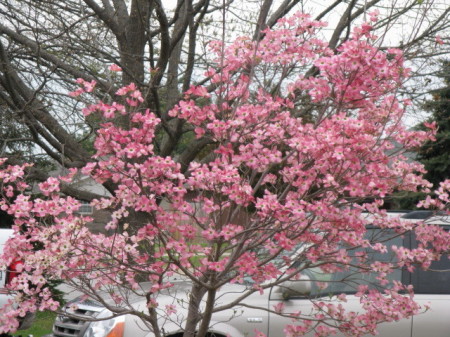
[{"left": 77, "top": 201, "right": 93, "bottom": 215}]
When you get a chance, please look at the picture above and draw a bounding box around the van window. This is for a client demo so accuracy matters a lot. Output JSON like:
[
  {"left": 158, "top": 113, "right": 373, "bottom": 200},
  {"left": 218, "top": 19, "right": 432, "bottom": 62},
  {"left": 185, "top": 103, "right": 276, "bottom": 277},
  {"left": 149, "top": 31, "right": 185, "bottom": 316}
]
[
  {"left": 299, "top": 229, "right": 405, "bottom": 298},
  {"left": 325, "top": 229, "right": 403, "bottom": 295},
  {"left": 410, "top": 256, "right": 450, "bottom": 294},
  {"left": 408, "top": 228, "right": 450, "bottom": 294}
]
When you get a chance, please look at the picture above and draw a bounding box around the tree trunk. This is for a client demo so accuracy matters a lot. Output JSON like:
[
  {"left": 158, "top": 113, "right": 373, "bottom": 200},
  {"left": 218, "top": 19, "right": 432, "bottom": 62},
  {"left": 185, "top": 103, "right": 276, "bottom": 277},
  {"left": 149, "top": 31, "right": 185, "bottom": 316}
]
[
  {"left": 120, "top": 0, "right": 150, "bottom": 85},
  {"left": 183, "top": 283, "right": 207, "bottom": 337}
]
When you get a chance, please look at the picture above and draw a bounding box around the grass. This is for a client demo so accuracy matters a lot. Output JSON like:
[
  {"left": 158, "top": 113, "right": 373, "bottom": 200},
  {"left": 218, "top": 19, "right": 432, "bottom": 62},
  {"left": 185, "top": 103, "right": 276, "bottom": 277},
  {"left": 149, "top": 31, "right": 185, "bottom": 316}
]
[{"left": 13, "top": 311, "right": 56, "bottom": 337}]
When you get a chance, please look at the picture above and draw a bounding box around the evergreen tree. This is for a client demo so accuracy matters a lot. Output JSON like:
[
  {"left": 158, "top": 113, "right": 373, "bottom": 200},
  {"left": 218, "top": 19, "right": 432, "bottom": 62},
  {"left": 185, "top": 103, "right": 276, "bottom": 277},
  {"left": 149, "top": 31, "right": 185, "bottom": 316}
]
[
  {"left": 387, "top": 62, "right": 450, "bottom": 210},
  {"left": 418, "top": 61, "right": 450, "bottom": 188}
]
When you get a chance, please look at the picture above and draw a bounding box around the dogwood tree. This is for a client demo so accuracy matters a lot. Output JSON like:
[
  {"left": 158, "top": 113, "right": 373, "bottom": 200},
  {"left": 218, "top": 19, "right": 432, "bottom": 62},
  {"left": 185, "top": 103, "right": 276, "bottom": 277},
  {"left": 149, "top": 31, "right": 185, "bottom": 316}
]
[{"left": 0, "top": 11, "right": 449, "bottom": 337}]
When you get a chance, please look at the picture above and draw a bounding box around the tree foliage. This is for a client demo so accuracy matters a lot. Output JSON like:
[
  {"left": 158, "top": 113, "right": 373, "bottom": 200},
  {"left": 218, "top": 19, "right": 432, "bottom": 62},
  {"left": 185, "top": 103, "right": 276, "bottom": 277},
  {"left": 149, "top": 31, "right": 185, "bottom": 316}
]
[{"left": 0, "top": 11, "right": 450, "bottom": 337}]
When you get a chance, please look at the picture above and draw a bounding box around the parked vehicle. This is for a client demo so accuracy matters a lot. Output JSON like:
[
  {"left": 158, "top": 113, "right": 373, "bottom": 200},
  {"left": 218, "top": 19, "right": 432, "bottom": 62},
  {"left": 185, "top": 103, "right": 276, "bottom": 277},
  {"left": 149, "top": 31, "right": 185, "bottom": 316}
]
[
  {"left": 46, "top": 212, "right": 450, "bottom": 337},
  {"left": 0, "top": 228, "right": 34, "bottom": 331}
]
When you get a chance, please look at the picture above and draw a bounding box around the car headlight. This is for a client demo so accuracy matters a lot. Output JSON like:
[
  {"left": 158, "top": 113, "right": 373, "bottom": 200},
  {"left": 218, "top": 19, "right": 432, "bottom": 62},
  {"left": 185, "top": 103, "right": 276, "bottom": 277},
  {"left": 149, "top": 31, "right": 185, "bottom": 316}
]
[{"left": 84, "top": 311, "right": 125, "bottom": 337}]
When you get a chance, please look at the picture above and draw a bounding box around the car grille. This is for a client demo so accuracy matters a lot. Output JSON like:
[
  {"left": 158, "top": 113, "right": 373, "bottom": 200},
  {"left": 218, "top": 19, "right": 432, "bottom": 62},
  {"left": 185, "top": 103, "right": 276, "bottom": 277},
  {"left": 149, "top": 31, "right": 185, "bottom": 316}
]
[{"left": 53, "top": 304, "right": 103, "bottom": 337}]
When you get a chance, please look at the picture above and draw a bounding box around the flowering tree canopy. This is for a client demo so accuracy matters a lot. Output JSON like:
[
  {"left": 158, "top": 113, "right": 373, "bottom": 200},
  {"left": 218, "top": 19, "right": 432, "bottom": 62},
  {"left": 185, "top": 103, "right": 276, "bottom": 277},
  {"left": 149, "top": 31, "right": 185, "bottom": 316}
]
[{"left": 0, "top": 12, "right": 449, "bottom": 337}]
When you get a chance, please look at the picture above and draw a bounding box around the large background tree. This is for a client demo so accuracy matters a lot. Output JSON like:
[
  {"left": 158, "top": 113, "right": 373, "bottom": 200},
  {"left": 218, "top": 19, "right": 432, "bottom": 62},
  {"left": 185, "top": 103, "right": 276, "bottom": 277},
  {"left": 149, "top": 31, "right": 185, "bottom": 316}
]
[
  {"left": 418, "top": 60, "right": 450, "bottom": 187},
  {"left": 0, "top": 0, "right": 449, "bottom": 202}
]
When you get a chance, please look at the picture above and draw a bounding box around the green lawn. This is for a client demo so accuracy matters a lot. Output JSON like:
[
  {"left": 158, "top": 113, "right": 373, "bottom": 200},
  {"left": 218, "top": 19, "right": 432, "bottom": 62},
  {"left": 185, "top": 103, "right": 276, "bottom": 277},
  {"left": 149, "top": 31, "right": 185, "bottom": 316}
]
[{"left": 13, "top": 311, "right": 56, "bottom": 337}]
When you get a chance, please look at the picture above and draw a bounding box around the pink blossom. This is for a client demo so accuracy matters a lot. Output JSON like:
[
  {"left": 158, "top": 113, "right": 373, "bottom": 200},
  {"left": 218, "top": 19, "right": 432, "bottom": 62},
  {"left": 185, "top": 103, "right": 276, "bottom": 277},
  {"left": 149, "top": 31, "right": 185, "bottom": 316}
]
[
  {"left": 109, "top": 64, "right": 122, "bottom": 71},
  {"left": 273, "top": 302, "right": 285, "bottom": 313}
]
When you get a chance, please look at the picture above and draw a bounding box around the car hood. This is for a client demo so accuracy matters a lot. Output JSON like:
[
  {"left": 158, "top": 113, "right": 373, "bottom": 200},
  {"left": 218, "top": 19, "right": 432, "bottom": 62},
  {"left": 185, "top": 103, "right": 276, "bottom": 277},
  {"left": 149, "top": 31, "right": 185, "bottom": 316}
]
[{"left": 65, "top": 278, "right": 254, "bottom": 312}]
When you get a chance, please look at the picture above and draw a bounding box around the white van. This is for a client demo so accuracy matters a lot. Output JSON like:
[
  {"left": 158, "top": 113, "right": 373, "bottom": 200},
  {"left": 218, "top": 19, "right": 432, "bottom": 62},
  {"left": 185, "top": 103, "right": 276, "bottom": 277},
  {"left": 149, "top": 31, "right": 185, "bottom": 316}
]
[{"left": 45, "top": 211, "right": 450, "bottom": 337}]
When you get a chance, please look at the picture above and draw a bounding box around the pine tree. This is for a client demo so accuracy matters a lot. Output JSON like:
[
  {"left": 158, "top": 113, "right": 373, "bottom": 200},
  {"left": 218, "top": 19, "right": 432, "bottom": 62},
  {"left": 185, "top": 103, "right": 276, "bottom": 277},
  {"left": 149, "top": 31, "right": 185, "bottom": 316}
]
[{"left": 419, "top": 61, "right": 450, "bottom": 188}]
